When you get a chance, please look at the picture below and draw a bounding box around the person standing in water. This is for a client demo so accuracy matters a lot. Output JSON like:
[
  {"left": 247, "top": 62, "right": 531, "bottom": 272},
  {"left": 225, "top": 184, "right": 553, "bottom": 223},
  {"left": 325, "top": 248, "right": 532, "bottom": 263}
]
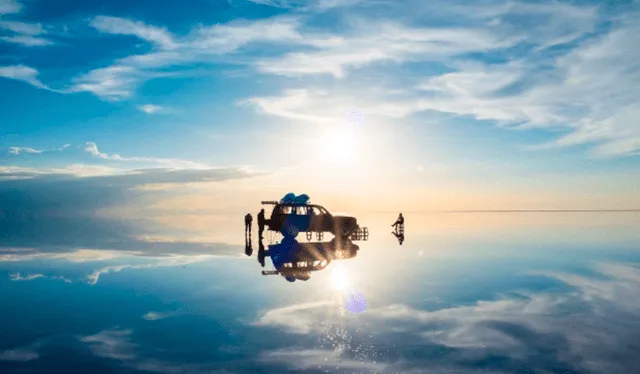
[{"left": 245, "top": 213, "right": 253, "bottom": 238}]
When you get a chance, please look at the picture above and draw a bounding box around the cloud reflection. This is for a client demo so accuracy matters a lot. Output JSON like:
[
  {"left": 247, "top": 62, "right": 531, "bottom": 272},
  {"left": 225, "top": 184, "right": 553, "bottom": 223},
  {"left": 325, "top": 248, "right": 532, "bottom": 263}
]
[{"left": 255, "top": 261, "right": 640, "bottom": 373}]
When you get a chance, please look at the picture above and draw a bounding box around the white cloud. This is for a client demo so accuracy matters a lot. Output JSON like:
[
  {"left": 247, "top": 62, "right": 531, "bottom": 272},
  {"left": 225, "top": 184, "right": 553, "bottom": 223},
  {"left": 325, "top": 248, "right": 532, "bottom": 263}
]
[
  {"left": 86, "top": 255, "right": 219, "bottom": 285},
  {"left": 83, "top": 141, "right": 207, "bottom": 168},
  {"left": 0, "top": 65, "right": 48, "bottom": 89},
  {"left": 0, "top": 35, "right": 53, "bottom": 46},
  {"left": 6, "top": 144, "right": 72, "bottom": 156},
  {"left": 245, "top": 89, "right": 344, "bottom": 124},
  {"left": 0, "top": 21, "right": 44, "bottom": 35},
  {"left": 255, "top": 21, "right": 512, "bottom": 78},
  {"left": 90, "top": 16, "right": 176, "bottom": 49},
  {"left": 0, "top": 348, "right": 38, "bottom": 362},
  {"left": 245, "top": 4, "right": 640, "bottom": 157},
  {"left": 247, "top": 0, "right": 369, "bottom": 11},
  {"left": 189, "top": 17, "right": 305, "bottom": 51},
  {"left": 81, "top": 328, "right": 136, "bottom": 360},
  {"left": 412, "top": 17, "right": 640, "bottom": 156},
  {"left": 253, "top": 300, "right": 337, "bottom": 333},
  {"left": 8, "top": 146, "right": 43, "bottom": 155},
  {"left": 9, "top": 273, "right": 44, "bottom": 281},
  {"left": 70, "top": 17, "right": 310, "bottom": 100},
  {"left": 137, "top": 104, "right": 163, "bottom": 114},
  {"left": 259, "top": 348, "right": 389, "bottom": 372},
  {"left": 84, "top": 141, "right": 111, "bottom": 159},
  {"left": 253, "top": 262, "right": 640, "bottom": 373},
  {"left": 142, "top": 311, "right": 177, "bottom": 321},
  {"left": 0, "top": 164, "right": 124, "bottom": 181},
  {"left": 0, "top": 18, "right": 54, "bottom": 47},
  {"left": 0, "top": 0, "right": 21, "bottom": 15},
  {"left": 245, "top": 0, "right": 303, "bottom": 8},
  {"left": 8, "top": 272, "right": 72, "bottom": 283},
  {"left": 78, "top": 328, "right": 221, "bottom": 373},
  {"left": 71, "top": 65, "right": 141, "bottom": 100}
]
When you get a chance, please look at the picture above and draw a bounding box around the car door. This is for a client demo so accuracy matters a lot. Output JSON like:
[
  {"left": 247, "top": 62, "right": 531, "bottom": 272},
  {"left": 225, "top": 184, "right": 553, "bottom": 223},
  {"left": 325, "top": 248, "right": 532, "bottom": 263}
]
[
  {"left": 270, "top": 205, "right": 290, "bottom": 231},
  {"left": 309, "top": 206, "right": 331, "bottom": 232}
]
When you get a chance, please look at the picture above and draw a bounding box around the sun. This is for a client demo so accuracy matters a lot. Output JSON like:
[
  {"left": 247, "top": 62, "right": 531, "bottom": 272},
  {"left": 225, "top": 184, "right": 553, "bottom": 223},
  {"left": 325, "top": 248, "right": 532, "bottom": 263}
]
[{"left": 319, "top": 127, "right": 358, "bottom": 163}]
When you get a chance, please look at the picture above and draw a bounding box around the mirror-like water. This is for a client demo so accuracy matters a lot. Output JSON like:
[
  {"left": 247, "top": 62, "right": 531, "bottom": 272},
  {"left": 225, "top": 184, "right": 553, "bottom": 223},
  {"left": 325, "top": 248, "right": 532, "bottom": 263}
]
[{"left": 1, "top": 212, "right": 639, "bottom": 373}]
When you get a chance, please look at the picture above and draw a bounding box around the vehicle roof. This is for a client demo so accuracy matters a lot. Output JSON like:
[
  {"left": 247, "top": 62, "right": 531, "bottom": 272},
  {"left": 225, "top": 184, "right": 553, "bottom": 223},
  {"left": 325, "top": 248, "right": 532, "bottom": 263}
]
[
  {"left": 262, "top": 201, "right": 327, "bottom": 208},
  {"left": 278, "top": 203, "right": 325, "bottom": 208}
]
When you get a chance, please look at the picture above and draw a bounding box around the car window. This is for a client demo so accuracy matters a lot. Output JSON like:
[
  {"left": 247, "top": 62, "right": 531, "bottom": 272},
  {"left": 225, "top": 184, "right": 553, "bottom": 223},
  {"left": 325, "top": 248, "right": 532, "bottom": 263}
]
[
  {"left": 296, "top": 206, "right": 307, "bottom": 215},
  {"left": 279, "top": 206, "right": 292, "bottom": 214}
]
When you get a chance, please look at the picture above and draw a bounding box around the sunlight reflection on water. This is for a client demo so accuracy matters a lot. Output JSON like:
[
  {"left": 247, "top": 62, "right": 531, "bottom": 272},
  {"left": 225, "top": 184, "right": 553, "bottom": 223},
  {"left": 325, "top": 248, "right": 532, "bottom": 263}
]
[{"left": 345, "top": 292, "right": 367, "bottom": 313}]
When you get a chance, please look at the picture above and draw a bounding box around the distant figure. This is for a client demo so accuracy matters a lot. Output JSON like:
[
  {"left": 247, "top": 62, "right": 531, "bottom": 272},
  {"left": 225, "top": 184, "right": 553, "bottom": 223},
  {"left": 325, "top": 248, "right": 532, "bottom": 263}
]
[
  {"left": 391, "top": 213, "right": 404, "bottom": 229},
  {"left": 257, "top": 209, "right": 266, "bottom": 239},
  {"left": 245, "top": 213, "right": 253, "bottom": 237}
]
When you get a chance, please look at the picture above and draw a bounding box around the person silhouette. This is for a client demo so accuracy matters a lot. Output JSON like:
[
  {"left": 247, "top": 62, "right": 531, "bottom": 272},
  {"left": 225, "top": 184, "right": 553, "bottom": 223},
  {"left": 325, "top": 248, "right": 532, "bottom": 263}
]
[
  {"left": 257, "top": 209, "right": 266, "bottom": 239},
  {"left": 391, "top": 213, "right": 404, "bottom": 229},
  {"left": 245, "top": 213, "right": 253, "bottom": 238}
]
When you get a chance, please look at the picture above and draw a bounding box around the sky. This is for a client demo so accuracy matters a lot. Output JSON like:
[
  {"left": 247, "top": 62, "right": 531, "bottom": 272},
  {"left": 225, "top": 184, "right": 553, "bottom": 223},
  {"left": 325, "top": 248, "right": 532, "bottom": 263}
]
[{"left": 1, "top": 0, "right": 639, "bottom": 253}]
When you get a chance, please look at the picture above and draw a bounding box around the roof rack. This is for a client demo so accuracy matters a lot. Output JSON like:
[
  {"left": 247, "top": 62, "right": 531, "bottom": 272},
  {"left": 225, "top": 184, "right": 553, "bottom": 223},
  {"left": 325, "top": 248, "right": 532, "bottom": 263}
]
[{"left": 261, "top": 201, "right": 314, "bottom": 206}]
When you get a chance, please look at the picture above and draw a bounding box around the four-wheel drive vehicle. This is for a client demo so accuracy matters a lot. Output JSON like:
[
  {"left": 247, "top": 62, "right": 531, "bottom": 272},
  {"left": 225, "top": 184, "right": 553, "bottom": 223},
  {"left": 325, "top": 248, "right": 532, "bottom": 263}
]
[{"left": 260, "top": 201, "right": 367, "bottom": 239}]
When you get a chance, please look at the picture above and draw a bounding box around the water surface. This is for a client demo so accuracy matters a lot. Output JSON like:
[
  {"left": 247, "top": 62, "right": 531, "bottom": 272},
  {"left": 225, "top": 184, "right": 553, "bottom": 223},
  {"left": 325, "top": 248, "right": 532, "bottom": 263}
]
[{"left": 1, "top": 212, "right": 639, "bottom": 373}]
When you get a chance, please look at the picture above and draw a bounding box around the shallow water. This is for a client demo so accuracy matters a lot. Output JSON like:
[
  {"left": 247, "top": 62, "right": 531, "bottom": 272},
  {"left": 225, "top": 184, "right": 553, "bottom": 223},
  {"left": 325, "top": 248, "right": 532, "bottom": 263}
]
[{"left": 1, "top": 212, "right": 639, "bottom": 373}]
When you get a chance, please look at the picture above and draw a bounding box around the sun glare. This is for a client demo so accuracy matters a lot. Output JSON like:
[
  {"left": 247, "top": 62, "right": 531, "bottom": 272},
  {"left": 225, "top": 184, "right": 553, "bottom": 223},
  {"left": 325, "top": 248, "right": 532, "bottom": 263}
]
[
  {"left": 320, "top": 127, "right": 358, "bottom": 163},
  {"left": 330, "top": 263, "right": 350, "bottom": 291}
]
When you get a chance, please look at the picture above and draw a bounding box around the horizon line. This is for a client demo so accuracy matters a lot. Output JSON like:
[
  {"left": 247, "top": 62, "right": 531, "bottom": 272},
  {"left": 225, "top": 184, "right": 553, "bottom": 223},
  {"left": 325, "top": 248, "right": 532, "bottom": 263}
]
[{"left": 364, "top": 209, "right": 640, "bottom": 214}]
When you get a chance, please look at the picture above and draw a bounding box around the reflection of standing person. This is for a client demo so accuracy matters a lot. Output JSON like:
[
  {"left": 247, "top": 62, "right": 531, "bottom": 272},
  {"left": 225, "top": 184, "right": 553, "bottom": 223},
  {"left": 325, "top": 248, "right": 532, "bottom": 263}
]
[
  {"left": 245, "top": 213, "right": 253, "bottom": 237},
  {"left": 245, "top": 237, "right": 253, "bottom": 257},
  {"left": 257, "top": 209, "right": 266, "bottom": 239},
  {"left": 258, "top": 237, "right": 266, "bottom": 267}
]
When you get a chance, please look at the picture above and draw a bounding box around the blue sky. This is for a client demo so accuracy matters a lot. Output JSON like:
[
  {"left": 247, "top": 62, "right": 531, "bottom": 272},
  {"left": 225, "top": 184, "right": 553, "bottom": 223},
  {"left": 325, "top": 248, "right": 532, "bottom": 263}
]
[{"left": 1, "top": 0, "right": 639, "bottom": 252}]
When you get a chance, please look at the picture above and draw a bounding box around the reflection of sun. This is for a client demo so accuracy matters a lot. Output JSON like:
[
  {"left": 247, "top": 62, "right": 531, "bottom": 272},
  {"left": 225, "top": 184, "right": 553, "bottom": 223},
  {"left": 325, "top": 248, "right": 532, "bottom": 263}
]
[{"left": 330, "top": 263, "right": 350, "bottom": 291}]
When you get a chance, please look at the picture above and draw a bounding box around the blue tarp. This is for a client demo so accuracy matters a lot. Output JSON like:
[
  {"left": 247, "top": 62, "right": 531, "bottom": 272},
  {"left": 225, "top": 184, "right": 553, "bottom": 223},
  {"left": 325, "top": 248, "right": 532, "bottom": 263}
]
[
  {"left": 280, "top": 193, "right": 310, "bottom": 204},
  {"left": 280, "top": 193, "right": 296, "bottom": 203},
  {"left": 293, "top": 194, "right": 310, "bottom": 204}
]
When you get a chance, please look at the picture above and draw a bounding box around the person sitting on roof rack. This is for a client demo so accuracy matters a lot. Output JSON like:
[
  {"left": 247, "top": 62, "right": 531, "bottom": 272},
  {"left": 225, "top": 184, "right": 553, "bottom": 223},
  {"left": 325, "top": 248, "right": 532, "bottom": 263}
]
[{"left": 391, "top": 213, "right": 404, "bottom": 229}]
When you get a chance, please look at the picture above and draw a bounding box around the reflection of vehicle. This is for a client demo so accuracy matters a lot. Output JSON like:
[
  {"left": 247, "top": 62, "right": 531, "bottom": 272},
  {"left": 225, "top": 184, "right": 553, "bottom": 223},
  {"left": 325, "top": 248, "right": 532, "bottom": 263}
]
[
  {"left": 261, "top": 237, "right": 359, "bottom": 282},
  {"left": 261, "top": 200, "right": 368, "bottom": 240}
]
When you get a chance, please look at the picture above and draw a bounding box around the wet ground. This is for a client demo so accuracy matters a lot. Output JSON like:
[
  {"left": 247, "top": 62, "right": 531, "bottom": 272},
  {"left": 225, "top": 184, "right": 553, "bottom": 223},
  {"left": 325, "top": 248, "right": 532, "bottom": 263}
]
[{"left": 1, "top": 212, "right": 640, "bottom": 373}]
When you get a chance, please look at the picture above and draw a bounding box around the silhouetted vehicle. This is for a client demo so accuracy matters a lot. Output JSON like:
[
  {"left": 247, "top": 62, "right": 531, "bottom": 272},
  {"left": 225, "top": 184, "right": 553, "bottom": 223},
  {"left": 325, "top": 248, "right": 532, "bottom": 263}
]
[
  {"left": 260, "top": 200, "right": 368, "bottom": 240},
  {"left": 260, "top": 236, "right": 359, "bottom": 282}
]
